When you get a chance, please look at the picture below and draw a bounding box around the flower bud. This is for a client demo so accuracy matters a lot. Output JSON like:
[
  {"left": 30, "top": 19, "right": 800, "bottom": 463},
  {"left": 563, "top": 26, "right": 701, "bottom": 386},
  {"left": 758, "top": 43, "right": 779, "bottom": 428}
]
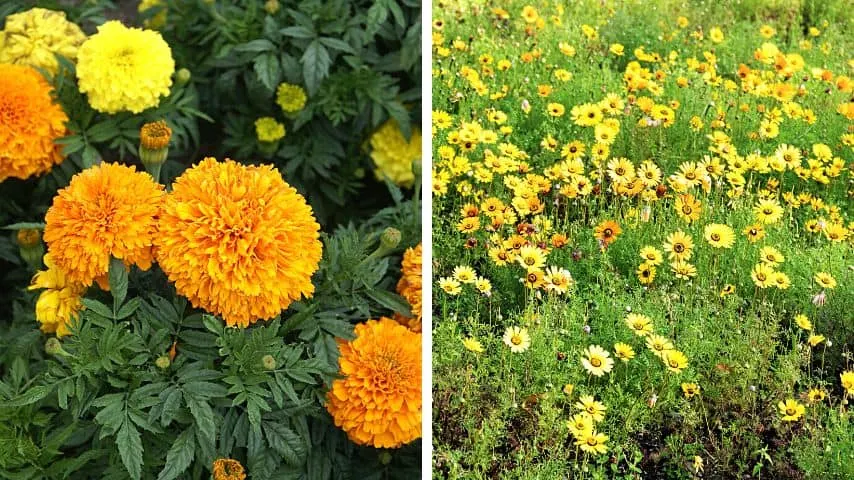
[
  {"left": 262, "top": 354, "right": 276, "bottom": 370},
  {"left": 155, "top": 355, "right": 171, "bottom": 369},
  {"left": 16, "top": 229, "right": 44, "bottom": 269},
  {"left": 45, "top": 337, "right": 70, "bottom": 357},
  {"left": 175, "top": 68, "right": 191, "bottom": 86},
  {"left": 380, "top": 227, "right": 401, "bottom": 250},
  {"left": 139, "top": 120, "right": 171, "bottom": 181},
  {"left": 264, "top": 0, "right": 280, "bottom": 14},
  {"left": 378, "top": 451, "right": 392, "bottom": 465}
]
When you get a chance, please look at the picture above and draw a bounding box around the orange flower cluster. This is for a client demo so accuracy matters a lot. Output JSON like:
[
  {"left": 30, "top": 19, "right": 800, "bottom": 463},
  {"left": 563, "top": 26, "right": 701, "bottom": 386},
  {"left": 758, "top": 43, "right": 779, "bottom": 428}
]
[
  {"left": 211, "top": 458, "right": 245, "bottom": 480},
  {"left": 43, "top": 163, "right": 163, "bottom": 287},
  {"left": 326, "top": 318, "right": 422, "bottom": 448},
  {"left": 394, "top": 243, "right": 423, "bottom": 332},
  {"left": 155, "top": 158, "right": 322, "bottom": 327},
  {"left": 0, "top": 64, "right": 68, "bottom": 181}
]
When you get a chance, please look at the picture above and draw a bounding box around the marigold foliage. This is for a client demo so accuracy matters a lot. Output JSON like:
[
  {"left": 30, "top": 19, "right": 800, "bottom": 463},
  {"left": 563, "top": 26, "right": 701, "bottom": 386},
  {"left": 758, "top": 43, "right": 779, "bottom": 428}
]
[
  {"left": 28, "top": 254, "right": 86, "bottom": 337},
  {"left": 394, "top": 243, "right": 423, "bottom": 332},
  {"left": 76, "top": 21, "right": 174, "bottom": 114},
  {"left": 326, "top": 318, "right": 421, "bottom": 448},
  {"left": 0, "top": 64, "right": 68, "bottom": 182},
  {"left": 155, "top": 158, "right": 322, "bottom": 327},
  {"left": 43, "top": 162, "right": 164, "bottom": 287},
  {"left": 370, "top": 120, "right": 421, "bottom": 188},
  {"left": 0, "top": 8, "right": 86, "bottom": 75}
]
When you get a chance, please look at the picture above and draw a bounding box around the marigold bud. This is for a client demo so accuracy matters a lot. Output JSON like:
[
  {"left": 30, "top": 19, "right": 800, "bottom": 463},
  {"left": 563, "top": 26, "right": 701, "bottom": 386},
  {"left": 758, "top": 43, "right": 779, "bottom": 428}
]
[
  {"left": 16, "top": 228, "right": 40, "bottom": 247},
  {"left": 16, "top": 228, "right": 44, "bottom": 268},
  {"left": 262, "top": 354, "right": 276, "bottom": 370},
  {"left": 264, "top": 0, "right": 280, "bottom": 14},
  {"left": 380, "top": 227, "right": 401, "bottom": 250},
  {"left": 45, "top": 337, "right": 67, "bottom": 356},
  {"left": 155, "top": 355, "right": 171, "bottom": 369},
  {"left": 176, "top": 67, "right": 191, "bottom": 86},
  {"left": 140, "top": 120, "right": 172, "bottom": 152},
  {"left": 378, "top": 451, "right": 392, "bottom": 465}
]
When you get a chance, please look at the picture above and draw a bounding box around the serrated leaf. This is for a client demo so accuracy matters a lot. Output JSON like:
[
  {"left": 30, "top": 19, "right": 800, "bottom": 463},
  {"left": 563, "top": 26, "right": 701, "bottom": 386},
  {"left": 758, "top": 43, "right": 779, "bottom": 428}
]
[
  {"left": 185, "top": 394, "right": 216, "bottom": 457},
  {"left": 157, "top": 427, "right": 195, "bottom": 480},
  {"left": 318, "top": 37, "right": 355, "bottom": 54},
  {"left": 117, "top": 419, "right": 143, "bottom": 480},
  {"left": 109, "top": 257, "right": 128, "bottom": 312},
  {"left": 263, "top": 422, "right": 306, "bottom": 467},
  {"left": 234, "top": 39, "right": 276, "bottom": 54},
  {"left": 280, "top": 26, "right": 315, "bottom": 39},
  {"left": 1, "top": 222, "right": 46, "bottom": 230},
  {"left": 301, "top": 40, "right": 332, "bottom": 95},
  {"left": 6, "top": 385, "right": 51, "bottom": 407},
  {"left": 116, "top": 297, "right": 141, "bottom": 319},
  {"left": 365, "top": 290, "right": 412, "bottom": 317},
  {"left": 81, "top": 298, "right": 114, "bottom": 319},
  {"left": 254, "top": 53, "right": 281, "bottom": 92}
]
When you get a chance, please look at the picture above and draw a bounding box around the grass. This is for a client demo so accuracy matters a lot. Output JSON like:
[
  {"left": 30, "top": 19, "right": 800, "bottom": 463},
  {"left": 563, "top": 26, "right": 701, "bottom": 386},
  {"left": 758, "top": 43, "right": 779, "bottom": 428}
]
[{"left": 430, "top": 0, "right": 853, "bottom": 478}]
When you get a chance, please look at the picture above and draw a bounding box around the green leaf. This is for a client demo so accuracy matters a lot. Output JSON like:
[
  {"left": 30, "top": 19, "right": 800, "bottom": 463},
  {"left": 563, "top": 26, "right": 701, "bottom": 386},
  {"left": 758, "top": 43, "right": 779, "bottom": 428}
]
[
  {"left": 157, "top": 427, "right": 195, "bottom": 480},
  {"left": 1, "top": 222, "right": 46, "bottom": 230},
  {"left": 366, "top": 2, "right": 389, "bottom": 36},
  {"left": 318, "top": 37, "right": 355, "bottom": 54},
  {"left": 116, "top": 297, "right": 141, "bottom": 320},
  {"left": 263, "top": 422, "right": 306, "bottom": 466},
  {"left": 280, "top": 26, "right": 315, "bottom": 39},
  {"left": 233, "top": 39, "right": 276, "bottom": 54},
  {"left": 109, "top": 257, "right": 128, "bottom": 313},
  {"left": 365, "top": 290, "right": 412, "bottom": 317},
  {"left": 185, "top": 394, "right": 216, "bottom": 458},
  {"left": 81, "top": 298, "right": 113, "bottom": 319},
  {"left": 301, "top": 40, "right": 331, "bottom": 95},
  {"left": 6, "top": 385, "right": 51, "bottom": 407},
  {"left": 116, "top": 419, "right": 143, "bottom": 480},
  {"left": 254, "top": 53, "right": 282, "bottom": 92}
]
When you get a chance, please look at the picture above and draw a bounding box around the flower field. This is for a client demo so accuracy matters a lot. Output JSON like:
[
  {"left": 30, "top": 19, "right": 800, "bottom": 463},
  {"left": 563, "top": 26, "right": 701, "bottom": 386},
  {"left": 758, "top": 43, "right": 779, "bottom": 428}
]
[
  {"left": 0, "top": 1, "right": 421, "bottom": 478},
  {"left": 431, "top": 0, "right": 852, "bottom": 478}
]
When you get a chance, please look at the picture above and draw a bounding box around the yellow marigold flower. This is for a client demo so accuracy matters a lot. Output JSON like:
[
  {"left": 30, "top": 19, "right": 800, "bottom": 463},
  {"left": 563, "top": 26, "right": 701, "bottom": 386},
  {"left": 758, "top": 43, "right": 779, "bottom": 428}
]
[
  {"left": 76, "top": 21, "right": 174, "bottom": 113},
  {"left": 211, "top": 458, "right": 246, "bottom": 480},
  {"left": 0, "top": 64, "right": 68, "bottom": 182},
  {"left": 44, "top": 163, "right": 164, "bottom": 288},
  {"left": 327, "top": 318, "right": 421, "bottom": 448},
  {"left": 370, "top": 119, "right": 422, "bottom": 188},
  {"left": 155, "top": 158, "right": 321, "bottom": 327},
  {"left": 394, "top": 244, "right": 422, "bottom": 332},
  {"left": 138, "top": 0, "right": 167, "bottom": 29},
  {"left": 841, "top": 371, "right": 854, "bottom": 395},
  {"left": 28, "top": 254, "right": 86, "bottom": 337},
  {"left": 254, "top": 117, "right": 286, "bottom": 143},
  {"left": 0, "top": 8, "right": 86, "bottom": 75},
  {"left": 276, "top": 82, "right": 307, "bottom": 113}
]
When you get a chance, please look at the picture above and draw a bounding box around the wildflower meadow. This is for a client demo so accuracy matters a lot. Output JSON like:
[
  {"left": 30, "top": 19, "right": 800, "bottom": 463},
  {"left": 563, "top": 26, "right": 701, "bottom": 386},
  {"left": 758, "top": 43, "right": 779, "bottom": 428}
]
[
  {"left": 431, "top": 0, "right": 852, "bottom": 478},
  {"left": 0, "top": 1, "right": 421, "bottom": 479}
]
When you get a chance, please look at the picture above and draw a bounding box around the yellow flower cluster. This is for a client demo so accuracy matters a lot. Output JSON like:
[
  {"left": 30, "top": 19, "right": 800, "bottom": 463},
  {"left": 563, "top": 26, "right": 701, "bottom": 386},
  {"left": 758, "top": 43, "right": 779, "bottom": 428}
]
[
  {"left": 76, "top": 21, "right": 175, "bottom": 114},
  {"left": 370, "top": 120, "right": 421, "bottom": 188},
  {"left": 254, "top": 117, "right": 286, "bottom": 142},
  {"left": 0, "top": 8, "right": 86, "bottom": 75},
  {"left": 275, "top": 82, "right": 307, "bottom": 113},
  {"left": 28, "top": 254, "right": 86, "bottom": 337}
]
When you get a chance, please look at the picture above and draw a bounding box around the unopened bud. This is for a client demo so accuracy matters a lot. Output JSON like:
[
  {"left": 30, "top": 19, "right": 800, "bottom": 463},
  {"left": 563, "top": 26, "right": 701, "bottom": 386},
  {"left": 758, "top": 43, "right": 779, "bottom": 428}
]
[
  {"left": 176, "top": 68, "right": 191, "bottom": 86},
  {"left": 264, "top": 0, "right": 280, "bottom": 14},
  {"left": 378, "top": 451, "right": 392, "bottom": 465},
  {"left": 155, "top": 355, "right": 171, "bottom": 369},
  {"left": 16, "top": 229, "right": 44, "bottom": 269},
  {"left": 262, "top": 354, "right": 276, "bottom": 370},
  {"left": 45, "top": 337, "right": 67, "bottom": 357},
  {"left": 139, "top": 121, "right": 171, "bottom": 182},
  {"left": 380, "top": 227, "right": 401, "bottom": 250}
]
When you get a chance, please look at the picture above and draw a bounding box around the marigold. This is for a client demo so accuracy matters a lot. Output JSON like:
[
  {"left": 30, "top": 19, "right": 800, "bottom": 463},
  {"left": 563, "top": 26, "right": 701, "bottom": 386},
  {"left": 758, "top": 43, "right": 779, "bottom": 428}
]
[
  {"left": 370, "top": 120, "right": 421, "bottom": 188},
  {"left": 254, "top": 117, "right": 285, "bottom": 142},
  {"left": 0, "top": 64, "right": 68, "bottom": 182},
  {"left": 276, "top": 82, "right": 308, "bottom": 113},
  {"left": 211, "top": 458, "right": 246, "bottom": 480},
  {"left": 43, "top": 163, "right": 163, "bottom": 287},
  {"left": 28, "top": 254, "right": 86, "bottom": 337},
  {"left": 394, "top": 244, "right": 423, "bottom": 332},
  {"left": 0, "top": 8, "right": 86, "bottom": 75},
  {"left": 76, "top": 21, "right": 174, "bottom": 113},
  {"left": 326, "top": 318, "right": 421, "bottom": 448},
  {"left": 155, "top": 158, "right": 322, "bottom": 327}
]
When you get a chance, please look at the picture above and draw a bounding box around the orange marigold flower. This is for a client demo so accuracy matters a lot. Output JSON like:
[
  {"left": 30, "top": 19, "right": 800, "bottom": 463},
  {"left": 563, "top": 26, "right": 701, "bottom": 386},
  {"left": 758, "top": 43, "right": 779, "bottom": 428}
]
[
  {"left": 0, "top": 64, "right": 68, "bottom": 182},
  {"left": 155, "top": 158, "right": 322, "bottom": 327},
  {"left": 211, "top": 458, "right": 245, "bottom": 480},
  {"left": 44, "top": 163, "right": 163, "bottom": 287},
  {"left": 140, "top": 120, "right": 171, "bottom": 150},
  {"left": 394, "top": 243, "right": 422, "bottom": 332},
  {"left": 326, "top": 318, "right": 422, "bottom": 448}
]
